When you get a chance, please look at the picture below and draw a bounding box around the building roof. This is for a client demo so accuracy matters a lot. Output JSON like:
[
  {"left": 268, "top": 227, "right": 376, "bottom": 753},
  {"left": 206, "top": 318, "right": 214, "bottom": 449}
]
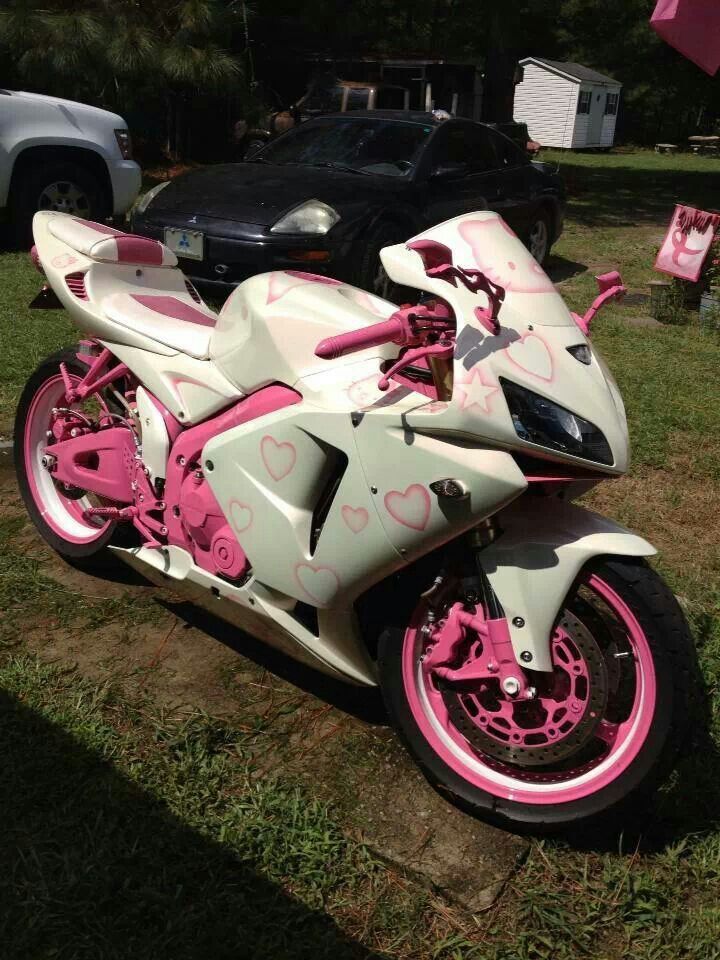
[{"left": 522, "top": 57, "right": 620, "bottom": 86}]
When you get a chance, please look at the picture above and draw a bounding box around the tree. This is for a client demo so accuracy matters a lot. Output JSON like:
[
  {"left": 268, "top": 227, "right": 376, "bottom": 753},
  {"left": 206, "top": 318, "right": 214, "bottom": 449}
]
[{"left": 0, "top": 0, "right": 244, "bottom": 158}]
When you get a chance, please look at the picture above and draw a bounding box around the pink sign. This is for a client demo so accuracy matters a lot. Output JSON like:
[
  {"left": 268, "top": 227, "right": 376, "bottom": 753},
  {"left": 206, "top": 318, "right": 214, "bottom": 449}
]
[
  {"left": 651, "top": 0, "right": 720, "bottom": 76},
  {"left": 654, "top": 204, "right": 718, "bottom": 282}
]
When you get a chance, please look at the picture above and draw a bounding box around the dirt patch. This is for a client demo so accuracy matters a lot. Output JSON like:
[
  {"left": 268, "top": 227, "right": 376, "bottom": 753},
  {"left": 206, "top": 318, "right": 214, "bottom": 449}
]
[{"left": 586, "top": 449, "right": 720, "bottom": 608}]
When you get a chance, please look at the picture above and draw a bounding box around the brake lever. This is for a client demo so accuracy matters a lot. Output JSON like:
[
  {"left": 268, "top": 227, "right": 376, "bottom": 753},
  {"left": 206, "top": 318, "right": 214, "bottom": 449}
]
[{"left": 377, "top": 341, "right": 455, "bottom": 392}]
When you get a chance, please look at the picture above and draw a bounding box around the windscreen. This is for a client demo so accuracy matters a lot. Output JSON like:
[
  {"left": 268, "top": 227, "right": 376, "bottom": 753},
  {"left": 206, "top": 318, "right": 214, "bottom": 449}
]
[{"left": 256, "top": 118, "right": 433, "bottom": 177}]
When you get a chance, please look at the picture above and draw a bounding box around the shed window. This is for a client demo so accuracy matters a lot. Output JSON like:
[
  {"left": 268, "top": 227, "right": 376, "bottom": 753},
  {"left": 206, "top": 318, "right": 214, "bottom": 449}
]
[
  {"left": 577, "top": 90, "right": 592, "bottom": 115},
  {"left": 605, "top": 92, "right": 619, "bottom": 115}
]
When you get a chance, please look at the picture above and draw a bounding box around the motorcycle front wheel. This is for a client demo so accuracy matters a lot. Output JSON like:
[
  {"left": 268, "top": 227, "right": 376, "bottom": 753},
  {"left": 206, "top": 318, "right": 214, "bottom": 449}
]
[{"left": 378, "top": 558, "right": 696, "bottom": 831}]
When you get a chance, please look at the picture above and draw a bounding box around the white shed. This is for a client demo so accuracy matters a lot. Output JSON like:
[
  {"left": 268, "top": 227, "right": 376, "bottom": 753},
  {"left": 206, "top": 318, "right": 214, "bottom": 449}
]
[{"left": 513, "top": 57, "right": 622, "bottom": 149}]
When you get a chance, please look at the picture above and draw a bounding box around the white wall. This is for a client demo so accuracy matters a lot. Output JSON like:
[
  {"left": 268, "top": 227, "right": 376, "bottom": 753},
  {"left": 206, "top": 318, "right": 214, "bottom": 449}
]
[{"left": 513, "top": 62, "right": 578, "bottom": 148}]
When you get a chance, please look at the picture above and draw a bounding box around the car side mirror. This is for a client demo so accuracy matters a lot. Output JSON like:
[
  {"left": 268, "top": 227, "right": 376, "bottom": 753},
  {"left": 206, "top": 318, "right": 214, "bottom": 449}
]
[{"left": 430, "top": 161, "right": 468, "bottom": 181}]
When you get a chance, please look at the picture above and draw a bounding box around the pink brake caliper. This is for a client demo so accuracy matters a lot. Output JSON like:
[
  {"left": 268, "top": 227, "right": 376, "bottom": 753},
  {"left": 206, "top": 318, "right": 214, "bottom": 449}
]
[{"left": 422, "top": 603, "right": 531, "bottom": 700}]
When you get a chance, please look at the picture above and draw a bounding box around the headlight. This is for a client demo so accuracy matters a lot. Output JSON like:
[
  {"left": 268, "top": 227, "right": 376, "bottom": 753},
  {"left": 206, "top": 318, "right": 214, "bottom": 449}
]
[
  {"left": 271, "top": 200, "right": 340, "bottom": 235},
  {"left": 500, "top": 378, "right": 613, "bottom": 466},
  {"left": 135, "top": 180, "right": 171, "bottom": 215}
]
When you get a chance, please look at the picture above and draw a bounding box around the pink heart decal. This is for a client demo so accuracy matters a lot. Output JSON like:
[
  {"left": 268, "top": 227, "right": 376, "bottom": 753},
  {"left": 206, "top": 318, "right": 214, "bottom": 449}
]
[
  {"left": 341, "top": 505, "right": 369, "bottom": 534},
  {"left": 505, "top": 333, "right": 554, "bottom": 382},
  {"left": 229, "top": 501, "right": 253, "bottom": 533},
  {"left": 384, "top": 484, "right": 431, "bottom": 531},
  {"left": 261, "top": 435, "right": 296, "bottom": 481},
  {"left": 51, "top": 253, "right": 78, "bottom": 269},
  {"left": 295, "top": 563, "right": 340, "bottom": 604}
]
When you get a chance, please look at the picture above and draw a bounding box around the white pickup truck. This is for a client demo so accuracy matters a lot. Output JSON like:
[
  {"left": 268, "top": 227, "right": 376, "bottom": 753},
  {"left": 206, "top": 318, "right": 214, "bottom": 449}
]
[{"left": 0, "top": 89, "right": 142, "bottom": 243}]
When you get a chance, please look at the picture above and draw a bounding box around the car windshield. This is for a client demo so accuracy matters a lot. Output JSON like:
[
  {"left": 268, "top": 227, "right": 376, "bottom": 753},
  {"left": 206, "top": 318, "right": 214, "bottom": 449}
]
[{"left": 255, "top": 118, "right": 433, "bottom": 177}]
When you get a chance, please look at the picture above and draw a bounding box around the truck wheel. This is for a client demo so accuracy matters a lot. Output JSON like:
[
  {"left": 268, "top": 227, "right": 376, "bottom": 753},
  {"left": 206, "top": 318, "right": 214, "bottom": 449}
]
[{"left": 9, "top": 161, "right": 109, "bottom": 246}]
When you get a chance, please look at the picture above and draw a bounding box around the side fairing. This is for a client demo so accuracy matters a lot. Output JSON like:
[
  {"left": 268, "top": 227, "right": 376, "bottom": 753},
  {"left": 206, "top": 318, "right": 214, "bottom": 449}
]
[{"left": 202, "top": 389, "right": 528, "bottom": 609}]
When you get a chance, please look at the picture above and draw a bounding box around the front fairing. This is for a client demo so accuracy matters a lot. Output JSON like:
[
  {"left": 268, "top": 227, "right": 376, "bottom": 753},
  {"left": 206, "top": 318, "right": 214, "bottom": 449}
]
[{"left": 380, "top": 212, "right": 630, "bottom": 475}]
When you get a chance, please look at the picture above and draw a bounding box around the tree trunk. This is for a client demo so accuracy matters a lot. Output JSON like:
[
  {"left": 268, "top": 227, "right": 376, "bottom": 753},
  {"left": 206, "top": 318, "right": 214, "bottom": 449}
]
[{"left": 480, "top": 11, "right": 517, "bottom": 123}]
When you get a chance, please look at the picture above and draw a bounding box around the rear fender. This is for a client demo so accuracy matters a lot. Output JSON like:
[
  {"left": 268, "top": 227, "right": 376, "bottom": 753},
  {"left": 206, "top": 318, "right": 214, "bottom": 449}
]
[{"left": 479, "top": 498, "right": 656, "bottom": 672}]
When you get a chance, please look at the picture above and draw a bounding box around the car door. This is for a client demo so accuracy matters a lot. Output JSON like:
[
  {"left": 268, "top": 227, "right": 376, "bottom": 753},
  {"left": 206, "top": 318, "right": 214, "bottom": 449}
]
[
  {"left": 422, "top": 121, "right": 534, "bottom": 237},
  {"left": 483, "top": 127, "right": 536, "bottom": 239},
  {"left": 422, "top": 121, "right": 500, "bottom": 225}
]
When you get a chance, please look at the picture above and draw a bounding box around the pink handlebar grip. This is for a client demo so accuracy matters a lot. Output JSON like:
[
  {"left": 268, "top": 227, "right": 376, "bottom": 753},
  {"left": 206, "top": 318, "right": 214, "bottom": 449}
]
[{"left": 315, "top": 316, "right": 406, "bottom": 360}]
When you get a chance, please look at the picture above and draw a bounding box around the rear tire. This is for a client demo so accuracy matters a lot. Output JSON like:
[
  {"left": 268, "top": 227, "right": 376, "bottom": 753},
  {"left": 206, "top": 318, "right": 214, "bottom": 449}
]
[
  {"left": 378, "top": 559, "right": 696, "bottom": 832},
  {"left": 15, "top": 349, "right": 119, "bottom": 561}
]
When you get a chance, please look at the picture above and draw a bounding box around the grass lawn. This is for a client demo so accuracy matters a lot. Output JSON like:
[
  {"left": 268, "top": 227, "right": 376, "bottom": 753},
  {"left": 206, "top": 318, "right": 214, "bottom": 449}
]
[{"left": 1, "top": 148, "right": 720, "bottom": 958}]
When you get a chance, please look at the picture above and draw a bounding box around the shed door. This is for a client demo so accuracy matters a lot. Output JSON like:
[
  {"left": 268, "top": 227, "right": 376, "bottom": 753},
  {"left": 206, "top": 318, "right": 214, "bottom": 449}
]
[{"left": 588, "top": 89, "right": 604, "bottom": 145}]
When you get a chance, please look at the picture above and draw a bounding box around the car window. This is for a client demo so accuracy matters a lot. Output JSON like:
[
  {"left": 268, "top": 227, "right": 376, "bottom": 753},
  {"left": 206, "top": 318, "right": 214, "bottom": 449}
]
[
  {"left": 432, "top": 124, "right": 498, "bottom": 174},
  {"left": 256, "top": 118, "right": 433, "bottom": 177},
  {"left": 486, "top": 128, "right": 529, "bottom": 168}
]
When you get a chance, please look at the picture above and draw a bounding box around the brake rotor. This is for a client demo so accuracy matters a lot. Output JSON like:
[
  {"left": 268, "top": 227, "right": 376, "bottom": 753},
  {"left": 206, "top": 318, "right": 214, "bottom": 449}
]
[{"left": 440, "top": 611, "right": 608, "bottom": 767}]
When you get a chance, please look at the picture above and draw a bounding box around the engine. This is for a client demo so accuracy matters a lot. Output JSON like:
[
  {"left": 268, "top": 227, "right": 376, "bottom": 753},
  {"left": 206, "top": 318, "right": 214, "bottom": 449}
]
[{"left": 178, "top": 469, "right": 248, "bottom": 581}]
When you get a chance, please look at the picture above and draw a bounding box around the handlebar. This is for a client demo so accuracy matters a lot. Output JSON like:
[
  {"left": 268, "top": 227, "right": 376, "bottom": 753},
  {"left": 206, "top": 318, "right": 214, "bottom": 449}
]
[
  {"left": 315, "top": 316, "right": 408, "bottom": 360},
  {"left": 315, "top": 300, "right": 455, "bottom": 361}
]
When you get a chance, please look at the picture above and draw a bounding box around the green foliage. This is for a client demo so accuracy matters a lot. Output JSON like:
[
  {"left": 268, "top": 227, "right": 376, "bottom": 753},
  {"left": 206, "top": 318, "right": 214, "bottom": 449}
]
[
  {"left": 0, "top": 0, "right": 243, "bottom": 158},
  {"left": 0, "top": 0, "right": 240, "bottom": 94}
]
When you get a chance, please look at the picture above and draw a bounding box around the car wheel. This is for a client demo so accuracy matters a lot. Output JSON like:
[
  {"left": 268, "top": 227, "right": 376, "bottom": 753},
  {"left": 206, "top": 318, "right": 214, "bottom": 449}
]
[
  {"left": 527, "top": 211, "right": 552, "bottom": 265},
  {"left": 9, "top": 161, "right": 109, "bottom": 247},
  {"left": 356, "top": 222, "right": 408, "bottom": 303}
]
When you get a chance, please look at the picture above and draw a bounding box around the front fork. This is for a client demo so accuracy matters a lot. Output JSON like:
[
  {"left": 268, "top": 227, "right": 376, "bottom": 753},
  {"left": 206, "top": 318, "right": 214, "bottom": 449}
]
[{"left": 420, "top": 524, "right": 539, "bottom": 704}]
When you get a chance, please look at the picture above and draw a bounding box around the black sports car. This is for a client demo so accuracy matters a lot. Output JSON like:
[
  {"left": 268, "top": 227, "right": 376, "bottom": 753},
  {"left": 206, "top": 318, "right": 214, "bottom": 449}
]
[{"left": 132, "top": 111, "right": 565, "bottom": 297}]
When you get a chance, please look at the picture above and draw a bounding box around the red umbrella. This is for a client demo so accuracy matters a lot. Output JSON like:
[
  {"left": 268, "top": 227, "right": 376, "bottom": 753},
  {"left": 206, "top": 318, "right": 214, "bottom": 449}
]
[{"left": 651, "top": 0, "right": 720, "bottom": 75}]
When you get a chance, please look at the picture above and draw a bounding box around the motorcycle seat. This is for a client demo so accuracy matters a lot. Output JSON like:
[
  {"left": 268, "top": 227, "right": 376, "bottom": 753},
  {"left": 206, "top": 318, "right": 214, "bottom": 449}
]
[
  {"left": 47, "top": 215, "right": 178, "bottom": 268},
  {"left": 103, "top": 291, "right": 218, "bottom": 359}
]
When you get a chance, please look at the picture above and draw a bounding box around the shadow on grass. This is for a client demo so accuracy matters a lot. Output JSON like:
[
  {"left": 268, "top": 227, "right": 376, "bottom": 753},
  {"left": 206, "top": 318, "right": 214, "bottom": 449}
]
[
  {"left": 545, "top": 253, "right": 588, "bottom": 284},
  {"left": 556, "top": 159, "right": 720, "bottom": 228},
  {"left": 0, "top": 688, "right": 386, "bottom": 960},
  {"left": 159, "top": 598, "right": 388, "bottom": 726}
]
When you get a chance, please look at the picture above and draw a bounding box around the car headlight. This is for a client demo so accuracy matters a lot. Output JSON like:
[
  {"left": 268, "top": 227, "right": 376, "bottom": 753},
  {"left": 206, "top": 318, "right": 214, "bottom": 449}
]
[
  {"left": 271, "top": 200, "right": 340, "bottom": 235},
  {"left": 500, "top": 378, "right": 613, "bottom": 466},
  {"left": 135, "top": 180, "right": 171, "bottom": 215}
]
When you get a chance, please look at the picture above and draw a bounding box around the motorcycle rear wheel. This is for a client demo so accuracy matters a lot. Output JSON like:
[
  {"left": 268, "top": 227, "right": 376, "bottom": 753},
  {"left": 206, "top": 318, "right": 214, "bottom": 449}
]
[
  {"left": 378, "top": 558, "right": 696, "bottom": 831},
  {"left": 15, "top": 349, "right": 121, "bottom": 560}
]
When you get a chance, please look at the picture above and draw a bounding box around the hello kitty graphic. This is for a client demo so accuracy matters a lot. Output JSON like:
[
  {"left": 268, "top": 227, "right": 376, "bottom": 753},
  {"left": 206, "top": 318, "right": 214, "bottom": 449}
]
[{"left": 458, "top": 218, "right": 556, "bottom": 294}]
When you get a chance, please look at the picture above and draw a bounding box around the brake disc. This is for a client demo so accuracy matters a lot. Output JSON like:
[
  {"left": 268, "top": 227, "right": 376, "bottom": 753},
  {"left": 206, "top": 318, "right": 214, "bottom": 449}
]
[{"left": 441, "top": 611, "right": 608, "bottom": 767}]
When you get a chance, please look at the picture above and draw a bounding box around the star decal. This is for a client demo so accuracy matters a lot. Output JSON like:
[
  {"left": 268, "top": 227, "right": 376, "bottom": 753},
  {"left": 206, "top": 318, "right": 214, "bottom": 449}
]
[{"left": 456, "top": 367, "right": 499, "bottom": 414}]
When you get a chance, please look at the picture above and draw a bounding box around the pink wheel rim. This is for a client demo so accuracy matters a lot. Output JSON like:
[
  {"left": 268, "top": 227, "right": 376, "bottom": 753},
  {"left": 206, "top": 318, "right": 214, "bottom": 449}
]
[
  {"left": 402, "top": 575, "right": 657, "bottom": 805},
  {"left": 23, "top": 373, "right": 110, "bottom": 545}
]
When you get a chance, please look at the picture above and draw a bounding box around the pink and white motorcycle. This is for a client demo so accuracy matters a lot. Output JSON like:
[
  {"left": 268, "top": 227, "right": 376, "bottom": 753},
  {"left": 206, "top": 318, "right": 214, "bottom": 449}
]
[{"left": 17, "top": 210, "right": 694, "bottom": 831}]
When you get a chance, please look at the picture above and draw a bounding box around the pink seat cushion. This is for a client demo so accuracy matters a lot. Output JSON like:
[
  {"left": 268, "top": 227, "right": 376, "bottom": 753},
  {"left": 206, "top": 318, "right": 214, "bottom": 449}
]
[{"left": 47, "top": 215, "right": 177, "bottom": 267}]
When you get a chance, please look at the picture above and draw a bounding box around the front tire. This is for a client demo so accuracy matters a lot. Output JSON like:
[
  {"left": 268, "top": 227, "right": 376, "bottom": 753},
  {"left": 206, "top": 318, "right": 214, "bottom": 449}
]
[
  {"left": 355, "top": 221, "right": 407, "bottom": 303},
  {"left": 526, "top": 210, "right": 552, "bottom": 265},
  {"left": 378, "top": 559, "right": 696, "bottom": 832},
  {"left": 10, "top": 161, "right": 109, "bottom": 247}
]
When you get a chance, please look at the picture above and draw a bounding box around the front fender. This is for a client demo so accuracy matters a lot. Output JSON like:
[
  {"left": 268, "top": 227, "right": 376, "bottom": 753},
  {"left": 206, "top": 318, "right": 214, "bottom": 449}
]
[{"left": 479, "top": 497, "right": 656, "bottom": 672}]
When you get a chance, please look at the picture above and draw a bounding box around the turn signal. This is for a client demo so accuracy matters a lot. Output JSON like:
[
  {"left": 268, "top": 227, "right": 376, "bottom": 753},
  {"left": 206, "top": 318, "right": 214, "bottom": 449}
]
[{"left": 287, "top": 250, "right": 331, "bottom": 262}]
